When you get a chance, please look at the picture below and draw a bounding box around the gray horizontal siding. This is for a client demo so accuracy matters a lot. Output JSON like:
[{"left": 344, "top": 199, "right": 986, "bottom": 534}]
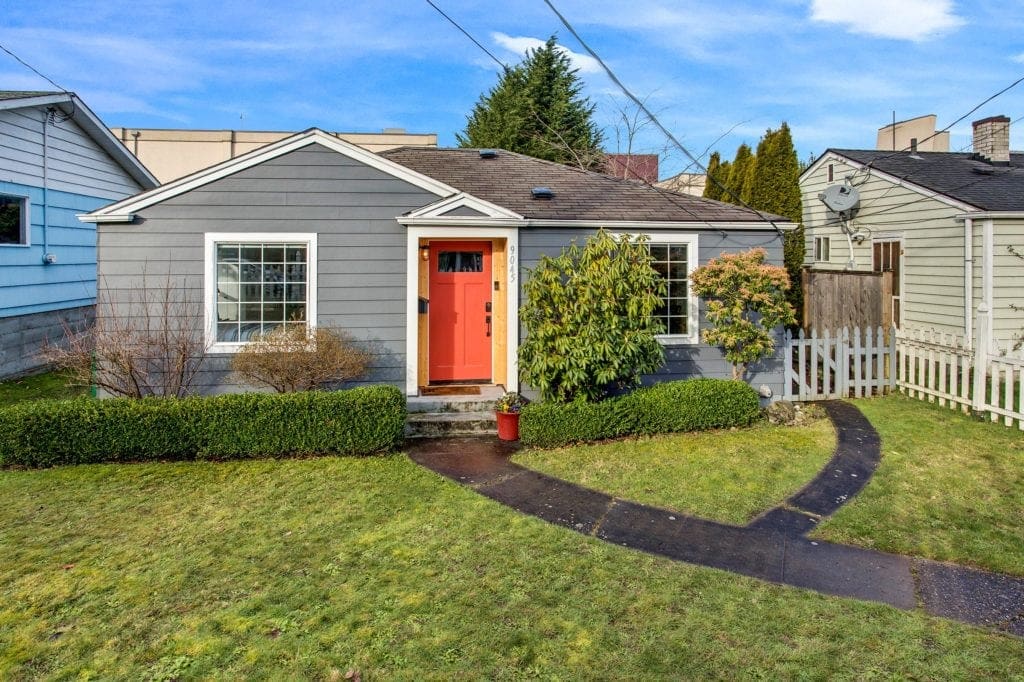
[
  {"left": 98, "top": 143, "right": 440, "bottom": 394},
  {"left": 519, "top": 226, "right": 786, "bottom": 396}
]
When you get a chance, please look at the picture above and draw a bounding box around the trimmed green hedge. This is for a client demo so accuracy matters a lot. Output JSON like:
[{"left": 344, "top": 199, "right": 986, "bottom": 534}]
[
  {"left": 519, "top": 379, "right": 761, "bottom": 447},
  {"left": 0, "top": 385, "right": 406, "bottom": 468}
]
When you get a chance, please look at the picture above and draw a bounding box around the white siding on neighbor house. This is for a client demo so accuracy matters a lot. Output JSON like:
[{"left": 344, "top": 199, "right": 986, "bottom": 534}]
[
  {"left": 0, "top": 106, "right": 142, "bottom": 200},
  {"left": 992, "top": 219, "right": 1024, "bottom": 351},
  {"left": 802, "top": 155, "right": 971, "bottom": 338},
  {"left": 97, "top": 143, "right": 439, "bottom": 393}
]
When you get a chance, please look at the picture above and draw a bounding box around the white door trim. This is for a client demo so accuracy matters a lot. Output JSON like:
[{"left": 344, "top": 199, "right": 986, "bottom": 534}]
[{"left": 405, "top": 225, "right": 519, "bottom": 396}]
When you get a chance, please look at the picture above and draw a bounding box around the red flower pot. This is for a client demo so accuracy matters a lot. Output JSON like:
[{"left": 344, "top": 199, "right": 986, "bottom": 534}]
[{"left": 495, "top": 411, "right": 520, "bottom": 441}]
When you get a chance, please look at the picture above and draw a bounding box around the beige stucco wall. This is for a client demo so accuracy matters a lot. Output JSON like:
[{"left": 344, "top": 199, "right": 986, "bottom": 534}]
[
  {"left": 876, "top": 114, "right": 950, "bottom": 152},
  {"left": 655, "top": 172, "right": 706, "bottom": 196},
  {"left": 110, "top": 128, "right": 438, "bottom": 183}
]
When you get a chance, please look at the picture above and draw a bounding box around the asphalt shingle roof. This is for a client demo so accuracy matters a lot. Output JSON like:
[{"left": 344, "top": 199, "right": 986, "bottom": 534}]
[
  {"left": 380, "top": 147, "right": 787, "bottom": 224},
  {"left": 0, "top": 90, "right": 62, "bottom": 101},
  {"left": 829, "top": 148, "right": 1024, "bottom": 212}
]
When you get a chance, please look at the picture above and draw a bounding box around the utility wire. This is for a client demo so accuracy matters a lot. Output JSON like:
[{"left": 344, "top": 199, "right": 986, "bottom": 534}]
[
  {"left": 0, "top": 42, "right": 68, "bottom": 93},
  {"left": 422, "top": 0, "right": 754, "bottom": 236},
  {"left": 540, "top": 0, "right": 789, "bottom": 239}
]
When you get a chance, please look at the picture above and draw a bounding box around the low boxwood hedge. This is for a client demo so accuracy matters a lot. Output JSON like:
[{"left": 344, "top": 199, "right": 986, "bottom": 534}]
[
  {"left": 519, "top": 378, "right": 761, "bottom": 447},
  {"left": 0, "top": 385, "right": 406, "bottom": 468}
]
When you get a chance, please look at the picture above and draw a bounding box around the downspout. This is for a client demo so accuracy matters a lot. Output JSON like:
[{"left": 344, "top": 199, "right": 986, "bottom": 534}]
[
  {"left": 42, "top": 108, "right": 50, "bottom": 263},
  {"left": 963, "top": 217, "right": 973, "bottom": 345},
  {"left": 983, "top": 218, "right": 995, "bottom": 353}
]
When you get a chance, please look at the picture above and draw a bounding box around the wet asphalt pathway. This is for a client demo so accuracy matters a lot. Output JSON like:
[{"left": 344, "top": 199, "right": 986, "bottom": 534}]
[{"left": 407, "top": 401, "right": 1024, "bottom": 637}]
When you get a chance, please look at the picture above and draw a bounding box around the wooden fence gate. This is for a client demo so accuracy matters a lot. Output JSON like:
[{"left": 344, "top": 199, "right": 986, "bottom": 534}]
[{"left": 783, "top": 326, "right": 895, "bottom": 401}]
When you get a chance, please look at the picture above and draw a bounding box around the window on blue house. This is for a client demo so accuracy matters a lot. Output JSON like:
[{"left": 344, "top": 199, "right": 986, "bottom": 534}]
[
  {"left": 0, "top": 194, "right": 28, "bottom": 246},
  {"left": 618, "top": 233, "right": 699, "bottom": 345}
]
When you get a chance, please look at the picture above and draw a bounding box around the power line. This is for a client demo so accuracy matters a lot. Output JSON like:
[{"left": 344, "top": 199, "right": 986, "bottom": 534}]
[
  {"left": 0, "top": 42, "right": 68, "bottom": 93},
  {"left": 540, "top": 0, "right": 788, "bottom": 240},
  {"left": 424, "top": 0, "right": 506, "bottom": 69}
]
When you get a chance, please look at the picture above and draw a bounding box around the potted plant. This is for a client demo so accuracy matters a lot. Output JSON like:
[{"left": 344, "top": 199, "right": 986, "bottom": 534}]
[{"left": 494, "top": 391, "right": 528, "bottom": 441}]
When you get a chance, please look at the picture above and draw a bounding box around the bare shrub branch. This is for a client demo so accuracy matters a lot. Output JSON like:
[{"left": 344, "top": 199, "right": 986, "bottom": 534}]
[
  {"left": 41, "top": 271, "right": 207, "bottom": 398},
  {"left": 230, "top": 325, "right": 370, "bottom": 392}
]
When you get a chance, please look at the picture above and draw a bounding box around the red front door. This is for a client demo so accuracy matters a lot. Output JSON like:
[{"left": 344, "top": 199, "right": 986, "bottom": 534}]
[{"left": 428, "top": 241, "right": 492, "bottom": 382}]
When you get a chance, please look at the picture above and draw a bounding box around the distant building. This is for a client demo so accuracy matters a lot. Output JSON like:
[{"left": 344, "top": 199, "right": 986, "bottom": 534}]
[
  {"left": 655, "top": 172, "right": 707, "bottom": 197},
  {"left": 602, "top": 153, "right": 659, "bottom": 184},
  {"left": 876, "top": 114, "right": 949, "bottom": 152},
  {"left": 109, "top": 127, "right": 438, "bottom": 183}
]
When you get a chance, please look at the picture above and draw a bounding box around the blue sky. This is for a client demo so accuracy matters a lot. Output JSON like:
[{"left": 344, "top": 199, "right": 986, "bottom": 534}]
[{"left": 4, "top": 0, "right": 1024, "bottom": 179}]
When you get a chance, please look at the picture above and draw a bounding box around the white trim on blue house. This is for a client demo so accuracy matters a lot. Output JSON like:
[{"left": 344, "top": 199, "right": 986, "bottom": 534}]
[{"left": 0, "top": 192, "right": 31, "bottom": 247}]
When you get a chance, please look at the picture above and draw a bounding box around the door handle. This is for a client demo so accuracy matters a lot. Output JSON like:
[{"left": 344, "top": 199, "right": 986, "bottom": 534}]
[{"left": 485, "top": 315, "right": 491, "bottom": 337}]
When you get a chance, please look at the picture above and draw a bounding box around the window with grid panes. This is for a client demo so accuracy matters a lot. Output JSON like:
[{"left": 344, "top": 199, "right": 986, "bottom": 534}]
[
  {"left": 214, "top": 241, "right": 309, "bottom": 342},
  {"left": 648, "top": 242, "right": 690, "bottom": 336}
]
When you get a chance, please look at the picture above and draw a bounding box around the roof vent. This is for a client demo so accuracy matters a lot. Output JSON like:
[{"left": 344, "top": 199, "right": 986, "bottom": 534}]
[
  {"left": 531, "top": 186, "right": 554, "bottom": 199},
  {"left": 972, "top": 165, "right": 996, "bottom": 175},
  {"left": 479, "top": 149, "right": 498, "bottom": 159}
]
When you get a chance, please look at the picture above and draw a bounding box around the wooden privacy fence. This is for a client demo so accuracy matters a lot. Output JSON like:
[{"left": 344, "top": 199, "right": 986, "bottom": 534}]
[
  {"left": 801, "top": 269, "right": 893, "bottom": 333},
  {"left": 781, "top": 305, "right": 1024, "bottom": 429},
  {"left": 783, "top": 326, "right": 895, "bottom": 401}
]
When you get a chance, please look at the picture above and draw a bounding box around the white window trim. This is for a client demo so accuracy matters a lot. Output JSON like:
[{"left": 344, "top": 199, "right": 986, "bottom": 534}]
[
  {"left": 814, "top": 236, "right": 831, "bottom": 262},
  {"left": 612, "top": 232, "right": 700, "bottom": 346},
  {"left": 0, "top": 193, "right": 31, "bottom": 248},
  {"left": 203, "top": 232, "right": 318, "bottom": 354}
]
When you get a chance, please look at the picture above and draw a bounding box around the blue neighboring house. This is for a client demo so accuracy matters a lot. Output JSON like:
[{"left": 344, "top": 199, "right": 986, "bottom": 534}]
[{"left": 0, "top": 91, "right": 158, "bottom": 378}]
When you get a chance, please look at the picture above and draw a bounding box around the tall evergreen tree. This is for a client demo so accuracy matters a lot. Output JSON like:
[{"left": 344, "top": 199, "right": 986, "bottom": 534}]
[
  {"left": 457, "top": 36, "right": 603, "bottom": 169},
  {"left": 725, "top": 143, "right": 755, "bottom": 206},
  {"left": 702, "top": 151, "right": 726, "bottom": 201},
  {"left": 746, "top": 123, "right": 804, "bottom": 317}
]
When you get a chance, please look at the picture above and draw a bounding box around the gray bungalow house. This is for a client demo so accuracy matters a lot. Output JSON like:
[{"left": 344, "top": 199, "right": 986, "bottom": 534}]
[{"left": 82, "top": 129, "right": 794, "bottom": 397}]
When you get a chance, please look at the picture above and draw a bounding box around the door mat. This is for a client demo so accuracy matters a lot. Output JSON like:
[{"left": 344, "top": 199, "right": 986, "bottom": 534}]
[{"left": 421, "top": 385, "right": 482, "bottom": 396}]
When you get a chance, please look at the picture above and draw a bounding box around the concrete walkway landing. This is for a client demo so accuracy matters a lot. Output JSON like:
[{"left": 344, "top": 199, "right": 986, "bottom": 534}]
[{"left": 407, "top": 401, "right": 1024, "bottom": 637}]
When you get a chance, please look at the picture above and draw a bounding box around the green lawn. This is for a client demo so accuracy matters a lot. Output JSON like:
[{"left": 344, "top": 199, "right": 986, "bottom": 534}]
[
  {"left": 0, "top": 371, "right": 86, "bottom": 405},
  {"left": 513, "top": 417, "right": 836, "bottom": 525},
  {"left": 813, "top": 394, "right": 1024, "bottom": 576},
  {"left": 1, "top": 454, "right": 1021, "bottom": 679}
]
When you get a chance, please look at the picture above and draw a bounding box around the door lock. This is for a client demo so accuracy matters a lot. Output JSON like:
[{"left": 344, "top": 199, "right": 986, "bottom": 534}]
[
  {"left": 485, "top": 315, "right": 492, "bottom": 337},
  {"left": 485, "top": 301, "right": 492, "bottom": 312}
]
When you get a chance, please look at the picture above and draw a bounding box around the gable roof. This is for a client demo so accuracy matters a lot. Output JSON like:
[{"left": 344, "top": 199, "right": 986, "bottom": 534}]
[
  {"left": 380, "top": 147, "right": 787, "bottom": 225},
  {"left": 820, "top": 148, "right": 1024, "bottom": 212},
  {"left": 83, "top": 129, "right": 460, "bottom": 221},
  {"left": 0, "top": 91, "right": 158, "bottom": 190}
]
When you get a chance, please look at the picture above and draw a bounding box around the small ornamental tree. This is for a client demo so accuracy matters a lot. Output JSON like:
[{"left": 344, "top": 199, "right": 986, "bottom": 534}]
[
  {"left": 690, "top": 248, "right": 795, "bottom": 380},
  {"left": 519, "top": 229, "right": 666, "bottom": 402}
]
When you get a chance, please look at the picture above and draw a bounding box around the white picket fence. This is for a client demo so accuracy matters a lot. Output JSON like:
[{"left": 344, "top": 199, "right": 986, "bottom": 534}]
[
  {"left": 781, "top": 305, "right": 1024, "bottom": 430},
  {"left": 783, "top": 326, "right": 895, "bottom": 401}
]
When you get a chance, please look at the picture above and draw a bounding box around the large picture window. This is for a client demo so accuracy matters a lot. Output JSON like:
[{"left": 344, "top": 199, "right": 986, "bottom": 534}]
[
  {"left": 0, "top": 194, "right": 29, "bottom": 246},
  {"left": 204, "top": 233, "right": 317, "bottom": 350},
  {"left": 615, "top": 232, "right": 699, "bottom": 344}
]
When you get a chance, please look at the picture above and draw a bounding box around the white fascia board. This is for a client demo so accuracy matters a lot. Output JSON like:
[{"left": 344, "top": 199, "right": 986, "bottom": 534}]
[
  {"left": 954, "top": 211, "right": 1024, "bottom": 220},
  {"left": 0, "top": 93, "right": 72, "bottom": 111},
  {"left": 85, "top": 129, "right": 459, "bottom": 219},
  {"left": 812, "top": 151, "right": 979, "bottom": 213},
  {"left": 399, "top": 216, "right": 525, "bottom": 228},
  {"left": 76, "top": 213, "right": 135, "bottom": 224},
  {"left": 406, "top": 192, "right": 524, "bottom": 220},
  {"left": 522, "top": 219, "right": 796, "bottom": 232}
]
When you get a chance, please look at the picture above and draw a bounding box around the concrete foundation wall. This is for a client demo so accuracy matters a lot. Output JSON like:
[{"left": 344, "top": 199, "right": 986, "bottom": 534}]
[{"left": 0, "top": 305, "right": 94, "bottom": 379}]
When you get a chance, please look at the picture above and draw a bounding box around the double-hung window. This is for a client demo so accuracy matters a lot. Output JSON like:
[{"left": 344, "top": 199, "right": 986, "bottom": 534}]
[
  {"left": 0, "top": 194, "right": 29, "bottom": 246},
  {"left": 204, "top": 233, "right": 317, "bottom": 351},
  {"left": 615, "top": 233, "right": 699, "bottom": 344},
  {"left": 813, "top": 236, "right": 831, "bottom": 262}
]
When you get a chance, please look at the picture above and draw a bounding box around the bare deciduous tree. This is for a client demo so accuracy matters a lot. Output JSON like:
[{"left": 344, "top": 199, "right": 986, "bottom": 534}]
[
  {"left": 42, "top": 272, "right": 207, "bottom": 398},
  {"left": 230, "top": 325, "right": 370, "bottom": 393}
]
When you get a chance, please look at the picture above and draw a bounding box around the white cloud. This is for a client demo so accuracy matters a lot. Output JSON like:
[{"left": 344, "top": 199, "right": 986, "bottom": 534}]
[
  {"left": 1013, "top": 53, "right": 1024, "bottom": 64},
  {"left": 810, "top": 0, "right": 964, "bottom": 41},
  {"left": 490, "top": 33, "right": 602, "bottom": 74}
]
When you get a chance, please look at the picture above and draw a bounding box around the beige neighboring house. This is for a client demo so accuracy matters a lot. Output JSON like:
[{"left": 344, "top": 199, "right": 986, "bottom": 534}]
[
  {"left": 801, "top": 115, "right": 1024, "bottom": 353},
  {"left": 655, "top": 172, "right": 706, "bottom": 197},
  {"left": 876, "top": 114, "right": 949, "bottom": 152},
  {"left": 110, "top": 127, "right": 438, "bottom": 183}
]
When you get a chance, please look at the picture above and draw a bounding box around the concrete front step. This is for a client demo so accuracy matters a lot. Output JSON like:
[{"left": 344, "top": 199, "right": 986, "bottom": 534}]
[
  {"left": 406, "top": 398, "right": 498, "bottom": 414},
  {"left": 406, "top": 410, "right": 498, "bottom": 439}
]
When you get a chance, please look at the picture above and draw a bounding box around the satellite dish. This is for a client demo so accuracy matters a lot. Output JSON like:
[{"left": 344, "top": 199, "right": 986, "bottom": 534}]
[{"left": 818, "top": 184, "right": 860, "bottom": 213}]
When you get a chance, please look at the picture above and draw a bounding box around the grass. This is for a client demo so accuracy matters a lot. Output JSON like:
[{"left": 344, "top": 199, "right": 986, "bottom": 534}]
[
  {"left": 813, "top": 393, "right": 1024, "bottom": 576},
  {"left": 0, "top": 371, "right": 86, "bottom": 405},
  {"left": 2, "top": 455, "right": 1022, "bottom": 679},
  {"left": 513, "top": 417, "right": 836, "bottom": 525}
]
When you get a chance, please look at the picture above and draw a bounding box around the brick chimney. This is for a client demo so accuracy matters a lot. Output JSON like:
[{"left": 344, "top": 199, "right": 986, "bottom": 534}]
[{"left": 972, "top": 115, "right": 1010, "bottom": 164}]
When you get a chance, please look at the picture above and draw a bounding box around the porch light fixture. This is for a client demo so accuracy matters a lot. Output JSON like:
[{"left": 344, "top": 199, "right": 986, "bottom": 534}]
[{"left": 420, "top": 245, "right": 430, "bottom": 261}]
